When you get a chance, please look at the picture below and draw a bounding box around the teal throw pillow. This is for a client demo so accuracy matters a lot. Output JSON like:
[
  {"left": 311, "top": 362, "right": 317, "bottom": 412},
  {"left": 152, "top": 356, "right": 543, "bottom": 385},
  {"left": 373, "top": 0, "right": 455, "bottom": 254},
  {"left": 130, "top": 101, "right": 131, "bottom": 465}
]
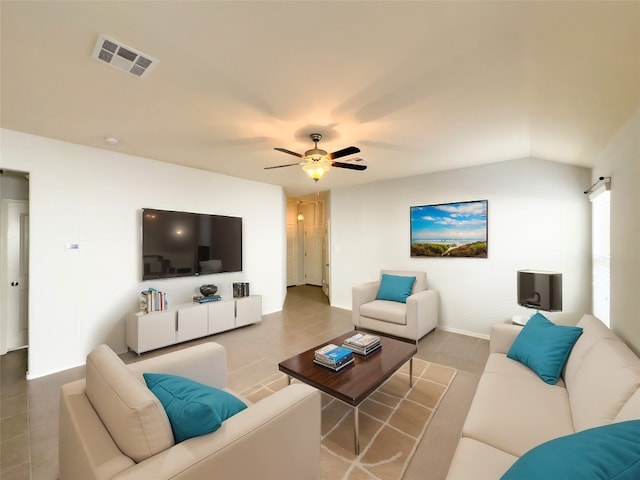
[
  {"left": 143, "top": 373, "right": 247, "bottom": 443},
  {"left": 375, "top": 274, "right": 416, "bottom": 303},
  {"left": 501, "top": 420, "right": 640, "bottom": 480},
  {"left": 507, "top": 312, "right": 583, "bottom": 385}
]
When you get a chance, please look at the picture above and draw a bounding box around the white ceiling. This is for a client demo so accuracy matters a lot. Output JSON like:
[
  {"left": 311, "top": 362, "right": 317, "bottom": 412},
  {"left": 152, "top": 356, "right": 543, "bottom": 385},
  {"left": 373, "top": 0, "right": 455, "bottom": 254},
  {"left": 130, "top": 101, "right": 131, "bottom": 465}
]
[{"left": 1, "top": 1, "right": 639, "bottom": 197}]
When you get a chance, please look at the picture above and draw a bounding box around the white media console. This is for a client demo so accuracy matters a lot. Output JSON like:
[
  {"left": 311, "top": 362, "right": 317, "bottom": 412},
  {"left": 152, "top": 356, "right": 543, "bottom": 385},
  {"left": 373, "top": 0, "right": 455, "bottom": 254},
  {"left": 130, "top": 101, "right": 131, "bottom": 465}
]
[{"left": 126, "top": 295, "right": 262, "bottom": 354}]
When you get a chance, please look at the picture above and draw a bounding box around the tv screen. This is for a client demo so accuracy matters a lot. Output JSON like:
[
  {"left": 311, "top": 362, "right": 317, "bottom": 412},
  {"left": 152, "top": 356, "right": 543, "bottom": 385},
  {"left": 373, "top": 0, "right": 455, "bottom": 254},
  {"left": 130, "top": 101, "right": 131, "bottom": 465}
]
[
  {"left": 142, "top": 208, "right": 242, "bottom": 280},
  {"left": 517, "top": 270, "right": 562, "bottom": 312}
]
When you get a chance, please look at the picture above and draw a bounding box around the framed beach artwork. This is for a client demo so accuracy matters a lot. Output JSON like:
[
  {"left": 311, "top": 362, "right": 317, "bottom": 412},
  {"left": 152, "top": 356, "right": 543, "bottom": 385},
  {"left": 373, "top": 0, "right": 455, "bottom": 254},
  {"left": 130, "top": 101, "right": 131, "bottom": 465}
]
[{"left": 410, "top": 200, "right": 488, "bottom": 258}]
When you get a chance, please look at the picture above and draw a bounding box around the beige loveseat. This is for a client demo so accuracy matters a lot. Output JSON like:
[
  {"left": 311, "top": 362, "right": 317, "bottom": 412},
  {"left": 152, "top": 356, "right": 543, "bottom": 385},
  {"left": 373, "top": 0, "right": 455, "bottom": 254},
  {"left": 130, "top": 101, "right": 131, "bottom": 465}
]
[
  {"left": 352, "top": 269, "right": 438, "bottom": 342},
  {"left": 445, "top": 314, "right": 640, "bottom": 479},
  {"left": 59, "top": 342, "right": 321, "bottom": 480}
]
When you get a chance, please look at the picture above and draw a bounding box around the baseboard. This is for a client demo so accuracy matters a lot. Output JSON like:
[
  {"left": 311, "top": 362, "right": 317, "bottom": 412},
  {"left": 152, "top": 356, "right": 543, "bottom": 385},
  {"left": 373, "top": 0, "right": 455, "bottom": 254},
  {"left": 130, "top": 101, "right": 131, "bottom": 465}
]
[{"left": 436, "top": 326, "right": 490, "bottom": 341}]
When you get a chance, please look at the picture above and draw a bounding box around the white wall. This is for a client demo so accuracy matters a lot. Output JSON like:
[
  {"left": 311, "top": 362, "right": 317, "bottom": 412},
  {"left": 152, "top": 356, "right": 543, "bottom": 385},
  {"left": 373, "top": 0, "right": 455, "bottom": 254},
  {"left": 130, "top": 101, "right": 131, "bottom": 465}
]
[
  {"left": 0, "top": 129, "right": 286, "bottom": 378},
  {"left": 591, "top": 108, "right": 640, "bottom": 354},
  {"left": 330, "top": 157, "right": 592, "bottom": 337}
]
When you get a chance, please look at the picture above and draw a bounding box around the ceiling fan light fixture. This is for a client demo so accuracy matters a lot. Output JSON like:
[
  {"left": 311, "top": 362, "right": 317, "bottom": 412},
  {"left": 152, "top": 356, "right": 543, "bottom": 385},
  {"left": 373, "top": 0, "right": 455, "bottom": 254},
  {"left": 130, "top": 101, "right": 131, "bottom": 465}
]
[
  {"left": 268, "top": 132, "right": 365, "bottom": 182},
  {"left": 305, "top": 148, "right": 327, "bottom": 160},
  {"left": 303, "top": 161, "right": 330, "bottom": 181}
]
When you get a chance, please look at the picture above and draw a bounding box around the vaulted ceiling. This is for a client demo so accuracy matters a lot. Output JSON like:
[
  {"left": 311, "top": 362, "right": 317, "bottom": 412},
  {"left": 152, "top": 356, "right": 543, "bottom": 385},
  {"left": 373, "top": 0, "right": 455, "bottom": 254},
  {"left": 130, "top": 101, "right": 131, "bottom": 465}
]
[{"left": 1, "top": 1, "right": 639, "bottom": 197}]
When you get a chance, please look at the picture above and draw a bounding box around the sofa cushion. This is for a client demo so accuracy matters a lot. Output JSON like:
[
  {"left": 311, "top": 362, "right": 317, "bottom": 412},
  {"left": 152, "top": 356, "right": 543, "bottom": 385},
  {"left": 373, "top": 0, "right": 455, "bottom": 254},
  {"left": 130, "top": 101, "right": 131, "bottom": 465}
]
[
  {"left": 563, "top": 314, "right": 618, "bottom": 390},
  {"left": 85, "top": 344, "right": 174, "bottom": 463},
  {"left": 144, "top": 373, "right": 247, "bottom": 442},
  {"left": 483, "top": 353, "right": 565, "bottom": 387},
  {"left": 501, "top": 420, "right": 640, "bottom": 480},
  {"left": 616, "top": 388, "right": 640, "bottom": 422},
  {"left": 445, "top": 437, "right": 518, "bottom": 480},
  {"left": 375, "top": 273, "right": 416, "bottom": 303},
  {"left": 507, "top": 313, "right": 583, "bottom": 385},
  {"left": 360, "top": 299, "right": 408, "bottom": 325},
  {"left": 568, "top": 337, "right": 640, "bottom": 431},
  {"left": 462, "top": 370, "right": 575, "bottom": 457}
]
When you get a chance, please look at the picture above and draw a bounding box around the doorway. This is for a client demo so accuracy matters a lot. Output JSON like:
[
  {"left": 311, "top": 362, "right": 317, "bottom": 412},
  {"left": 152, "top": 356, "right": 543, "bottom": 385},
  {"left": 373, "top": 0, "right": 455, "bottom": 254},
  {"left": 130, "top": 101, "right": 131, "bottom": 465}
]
[
  {"left": 0, "top": 169, "right": 30, "bottom": 358},
  {"left": 286, "top": 195, "right": 328, "bottom": 299}
]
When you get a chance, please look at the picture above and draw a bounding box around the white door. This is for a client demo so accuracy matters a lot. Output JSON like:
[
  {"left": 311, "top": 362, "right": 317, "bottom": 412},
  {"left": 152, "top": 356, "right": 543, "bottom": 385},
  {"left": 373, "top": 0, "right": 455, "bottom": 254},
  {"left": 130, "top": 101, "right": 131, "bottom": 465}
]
[
  {"left": 286, "top": 224, "right": 297, "bottom": 286},
  {"left": 323, "top": 219, "right": 331, "bottom": 300},
  {"left": 304, "top": 225, "right": 323, "bottom": 286},
  {"left": 2, "top": 200, "right": 29, "bottom": 353}
]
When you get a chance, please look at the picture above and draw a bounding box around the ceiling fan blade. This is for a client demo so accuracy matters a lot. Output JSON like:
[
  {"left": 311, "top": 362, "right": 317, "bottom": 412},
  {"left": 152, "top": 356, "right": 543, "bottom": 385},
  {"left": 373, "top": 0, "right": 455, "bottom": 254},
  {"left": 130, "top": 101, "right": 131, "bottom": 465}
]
[
  {"left": 264, "top": 161, "right": 304, "bottom": 170},
  {"left": 331, "top": 161, "right": 367, "bottom": 171},
  {"left": 274, "top": 147, "right": 303, "bottom": 158},
  {"left": 328, "top": 146, "right": 360, "bottom": 160}
]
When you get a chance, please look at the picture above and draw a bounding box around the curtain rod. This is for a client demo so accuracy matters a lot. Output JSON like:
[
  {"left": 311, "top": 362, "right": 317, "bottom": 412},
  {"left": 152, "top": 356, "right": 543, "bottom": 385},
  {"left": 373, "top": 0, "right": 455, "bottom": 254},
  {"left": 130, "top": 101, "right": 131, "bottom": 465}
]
[{"left": 584, "top": 176, "right": 611, "bottom": 195}]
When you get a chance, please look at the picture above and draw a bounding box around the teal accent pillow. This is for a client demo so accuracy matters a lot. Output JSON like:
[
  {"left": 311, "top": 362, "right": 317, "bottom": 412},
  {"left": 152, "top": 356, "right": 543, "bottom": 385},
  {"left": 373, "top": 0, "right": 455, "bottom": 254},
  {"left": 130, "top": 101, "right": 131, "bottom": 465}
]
[
  {"left": 507, "top": 312, "right": 583, "bottom": 385},
  {"left": 501, "top": 420, "right": 640, "bottom": 480},
  {"left": 375, "top": 274, "right": 416, "bottom": 303},
  {"left": 143, "top": 373, "right": 247, "bottom": 443}
]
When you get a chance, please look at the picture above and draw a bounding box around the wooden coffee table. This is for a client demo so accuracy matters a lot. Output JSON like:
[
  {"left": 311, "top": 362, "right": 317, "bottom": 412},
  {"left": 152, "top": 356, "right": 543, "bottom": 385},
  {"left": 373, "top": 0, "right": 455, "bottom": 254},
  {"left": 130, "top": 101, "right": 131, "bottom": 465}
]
[{"left": 278, "top": 331, "right": 417, "bottom": 454}]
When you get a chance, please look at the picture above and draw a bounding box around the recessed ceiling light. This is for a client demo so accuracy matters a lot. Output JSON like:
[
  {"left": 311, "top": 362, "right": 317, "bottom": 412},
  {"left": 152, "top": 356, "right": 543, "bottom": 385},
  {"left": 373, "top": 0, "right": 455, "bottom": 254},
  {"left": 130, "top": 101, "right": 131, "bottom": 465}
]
[{"left": 105, "top": 137, "right": 120, "bottom": 145}]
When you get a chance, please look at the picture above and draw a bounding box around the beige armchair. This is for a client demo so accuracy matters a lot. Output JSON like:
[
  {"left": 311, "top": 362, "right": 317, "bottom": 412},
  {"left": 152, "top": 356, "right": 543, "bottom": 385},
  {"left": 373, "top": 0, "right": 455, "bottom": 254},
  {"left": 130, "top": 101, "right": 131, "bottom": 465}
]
[
  {"left": 59, "top": 342, "right": 321, "bottom": 480},
  {"left": 352, "top": 270, "right": 438, "bottom": 343}
]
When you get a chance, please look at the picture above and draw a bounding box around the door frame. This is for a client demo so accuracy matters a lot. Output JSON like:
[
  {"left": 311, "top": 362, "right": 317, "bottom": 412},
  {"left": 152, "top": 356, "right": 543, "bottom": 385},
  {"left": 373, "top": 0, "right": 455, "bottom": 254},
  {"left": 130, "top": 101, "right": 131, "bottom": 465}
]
[{"left": 1, "top": 199, "right": 29, "bottom": 355}]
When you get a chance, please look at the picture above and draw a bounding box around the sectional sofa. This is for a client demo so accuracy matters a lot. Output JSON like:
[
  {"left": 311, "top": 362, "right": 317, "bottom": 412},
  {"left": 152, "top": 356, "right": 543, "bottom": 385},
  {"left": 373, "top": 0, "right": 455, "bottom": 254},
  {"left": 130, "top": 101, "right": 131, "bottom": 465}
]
[{"left": 446, "top": 314, "right": 640, "bottom": 479}]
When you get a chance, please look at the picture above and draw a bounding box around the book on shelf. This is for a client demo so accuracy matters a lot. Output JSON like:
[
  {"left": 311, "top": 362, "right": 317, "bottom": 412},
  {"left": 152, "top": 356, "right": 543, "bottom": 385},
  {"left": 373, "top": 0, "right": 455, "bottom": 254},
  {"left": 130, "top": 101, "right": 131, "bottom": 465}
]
[
  {"left": 193, "top": 295, "right": 221, "bottom": 303},
  {"left": 313, "top": 356, "right": 354, "bottom": 371},
  {"left": 140, "top": 288, "right": 168, "bottom": 314},
  {"left": 315, "top": 344, "right": 353, "bottom": 365}
]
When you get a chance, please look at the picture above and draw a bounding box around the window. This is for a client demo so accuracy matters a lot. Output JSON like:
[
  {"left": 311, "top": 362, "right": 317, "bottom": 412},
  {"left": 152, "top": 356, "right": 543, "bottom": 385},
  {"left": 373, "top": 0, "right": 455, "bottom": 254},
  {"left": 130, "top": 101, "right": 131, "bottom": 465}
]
[{"left": 590, "top": 183, "right": 610, "bottom": 326}]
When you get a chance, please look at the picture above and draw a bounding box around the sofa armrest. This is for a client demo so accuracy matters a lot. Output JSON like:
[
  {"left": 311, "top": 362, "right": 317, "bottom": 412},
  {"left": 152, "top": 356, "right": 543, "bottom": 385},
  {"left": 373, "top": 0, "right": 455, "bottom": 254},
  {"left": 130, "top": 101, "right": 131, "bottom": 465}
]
[
  {"left": 112, "top": 384, "right": 321, "bottom": 480},
  {"left": 490, "top": 324, "right": 523, "bottom": 354},
  {"left": 59, "top": 380, "right": 135, "bottom": 480},
  {"left": 406, "top": 289, "right": 439, "bottom": 339},
  {"left": 352, "top": 281, "right": 380, "bottom": 325},
  {"left": 126, "top": 342, "right": 227, "bottom": 388}
]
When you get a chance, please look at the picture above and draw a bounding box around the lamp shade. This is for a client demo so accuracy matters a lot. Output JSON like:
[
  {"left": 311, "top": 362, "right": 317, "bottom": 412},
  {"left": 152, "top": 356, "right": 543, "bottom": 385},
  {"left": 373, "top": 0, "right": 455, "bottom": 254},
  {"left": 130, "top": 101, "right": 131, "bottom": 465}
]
[
  {"left": 517, "top": 270, "right": 562, "bottom": 312},
  {"left": 302, "top": 159, "right": 331, "bottom": 181}
]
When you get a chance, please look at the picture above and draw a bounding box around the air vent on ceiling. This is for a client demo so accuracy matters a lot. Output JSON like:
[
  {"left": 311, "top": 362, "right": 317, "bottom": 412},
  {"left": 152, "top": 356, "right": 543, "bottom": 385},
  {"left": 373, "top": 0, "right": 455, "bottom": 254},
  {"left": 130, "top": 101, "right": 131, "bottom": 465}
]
[{"left": 91, "top": 34, "right": 158, "bottom": 78}]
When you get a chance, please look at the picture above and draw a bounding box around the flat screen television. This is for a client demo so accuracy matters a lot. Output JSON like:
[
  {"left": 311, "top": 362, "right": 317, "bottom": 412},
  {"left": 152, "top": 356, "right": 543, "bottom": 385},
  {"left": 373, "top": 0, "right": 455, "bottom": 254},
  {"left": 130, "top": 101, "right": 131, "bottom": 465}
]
[
  {"left": 517, "top": 270, "right": 562, "bottom": 312},
  {"left": 142, "top": 208, "right": 242, "bottom": 280}
]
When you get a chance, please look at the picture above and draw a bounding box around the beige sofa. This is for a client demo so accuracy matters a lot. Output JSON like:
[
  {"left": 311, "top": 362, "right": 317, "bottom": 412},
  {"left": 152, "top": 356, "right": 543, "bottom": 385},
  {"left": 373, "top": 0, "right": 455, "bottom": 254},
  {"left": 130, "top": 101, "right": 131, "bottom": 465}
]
[
  {"left": 446, "top": 314, "right": 640, "bottom": 479},
  {"left": 59, "top": 342, "right": 321, "bottom": 480},
  {"left": 352, "top": 269, "right": 438, "bottom": 342}
]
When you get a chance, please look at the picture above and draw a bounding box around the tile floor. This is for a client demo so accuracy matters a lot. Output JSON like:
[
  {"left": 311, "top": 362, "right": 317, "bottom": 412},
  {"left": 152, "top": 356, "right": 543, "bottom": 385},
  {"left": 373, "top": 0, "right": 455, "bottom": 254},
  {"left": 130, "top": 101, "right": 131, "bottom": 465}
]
[{"left": 1, "top": 285, "right": 489, "bottom": 479}]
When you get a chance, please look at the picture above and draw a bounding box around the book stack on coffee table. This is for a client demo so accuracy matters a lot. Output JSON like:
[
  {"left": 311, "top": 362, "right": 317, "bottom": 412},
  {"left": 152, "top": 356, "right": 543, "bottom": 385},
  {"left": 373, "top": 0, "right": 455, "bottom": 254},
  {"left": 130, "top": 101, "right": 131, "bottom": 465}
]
[
  {"left": 314, "top": 344, "right": 354, "bottom": 371},
  {"left": 342, "top": 332, "right": 382, "bottom": 356}
]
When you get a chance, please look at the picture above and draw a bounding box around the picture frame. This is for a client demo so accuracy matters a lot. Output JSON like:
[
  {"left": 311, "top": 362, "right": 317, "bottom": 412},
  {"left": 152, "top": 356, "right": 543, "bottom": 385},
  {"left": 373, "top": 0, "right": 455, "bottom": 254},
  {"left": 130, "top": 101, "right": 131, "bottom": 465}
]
[{"left": 410, "top": 200, "right": 488, "bottom": 258}]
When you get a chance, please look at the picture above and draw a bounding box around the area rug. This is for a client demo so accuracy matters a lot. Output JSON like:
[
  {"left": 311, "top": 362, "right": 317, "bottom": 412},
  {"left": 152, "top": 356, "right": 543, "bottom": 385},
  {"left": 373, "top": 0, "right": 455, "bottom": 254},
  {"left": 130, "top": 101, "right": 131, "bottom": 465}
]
[{"left": 241, "top": 358, "right": 456, "bottom": 480}]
